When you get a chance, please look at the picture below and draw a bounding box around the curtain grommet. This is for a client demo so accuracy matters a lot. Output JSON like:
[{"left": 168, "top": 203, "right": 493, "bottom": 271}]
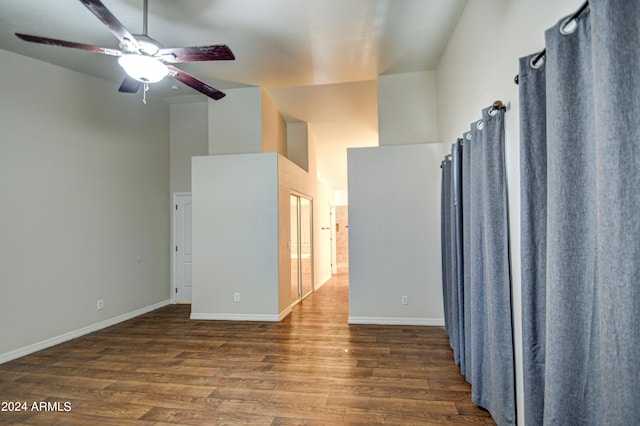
[
  {"left": 530, "top": 54, "right": 545, "bottom": 69},
  {"left": 560, "top": 15, "right": 579, "bottom": 35},
  {"left": 489, "top": 101, "right": 503, "bottom": 117},
  {"left": 560, "top": 1, "right": 589, "bottom": 35}
]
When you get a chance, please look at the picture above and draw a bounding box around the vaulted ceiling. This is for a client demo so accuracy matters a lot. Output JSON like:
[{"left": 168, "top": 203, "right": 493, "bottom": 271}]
[{"left": 0, "top": 0, "right": 468, "bottom": 191}]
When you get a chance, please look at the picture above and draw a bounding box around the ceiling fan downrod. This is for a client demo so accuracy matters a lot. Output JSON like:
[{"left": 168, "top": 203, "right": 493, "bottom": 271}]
[{"left": 142, "top": 0, "right": 148, "bottom": 36}]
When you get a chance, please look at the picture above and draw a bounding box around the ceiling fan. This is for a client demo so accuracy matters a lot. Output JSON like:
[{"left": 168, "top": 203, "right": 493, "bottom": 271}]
[{"left": 15, "top": 0, "right": 235, "bottom": 102}]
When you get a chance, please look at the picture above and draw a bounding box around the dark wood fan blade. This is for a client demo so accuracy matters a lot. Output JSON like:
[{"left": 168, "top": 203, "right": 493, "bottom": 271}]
[
  {"left": 78, "top": 0, "right": 138, "bottom": 51},
  {"left": 167, "top": 65, "right": 226, "bottom": 100},
  {"left": 118, "top": 75, "right": 141, "bottom": 93},
  {"left": 15, "top": 33, "right": 122, "bottom": 56},
  {"left": 157, "top": 45, "right": 235, "bottom": 63}
]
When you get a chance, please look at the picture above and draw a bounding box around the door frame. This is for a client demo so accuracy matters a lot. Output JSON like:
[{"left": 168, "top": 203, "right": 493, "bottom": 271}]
[
  {"left": 172, "top": 192, "right": 191, "bottom": 304},
  {"left": 290, "top": 191, "right": 314, "bottom": 303},
  {"left": 330, "top": 204, "right": 337, "bottom": 275}
]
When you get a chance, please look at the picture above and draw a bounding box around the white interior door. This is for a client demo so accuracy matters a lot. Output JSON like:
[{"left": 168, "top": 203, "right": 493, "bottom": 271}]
[{"left": 174, "top": 193, "right": 192, "bottom": 303}]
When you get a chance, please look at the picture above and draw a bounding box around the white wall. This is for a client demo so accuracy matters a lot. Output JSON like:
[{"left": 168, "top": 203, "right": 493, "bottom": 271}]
[
  {"left": 169, "top": 101, "right": 208, "bottom": 303},
  {"left": 0, "top": 50, "right": 170, "bottom": 362},
  {"left": 351, "top": 69, "right": 442, "bottom": 325},
  {"left": 436, "top": 1, "right": 583, "bottom": 423},
  {"left": 191, "top": 152, "right": 333, "bottom": 321},
  {"left": 347, "top": 144, "right": 444, "bottom": 325},
  {"left": 377, "top": 71, "right": 438, "bottom": 146},
  {"left": 208, "top": 87, "right": 263, "bottom": 155},
  {"left": 195, "top": 78, "right": 336, "bottom": 321},
  {"left": 170, "top": 102, "right": 208, "bottom": 194},
  {"left": 191, "top": 153, "right": 280, "bottom": 320}
]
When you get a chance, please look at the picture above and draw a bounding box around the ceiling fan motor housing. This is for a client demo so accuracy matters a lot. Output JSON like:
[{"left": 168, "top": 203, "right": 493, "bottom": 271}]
[{"left": 121, "top": 34, "right": 164, "bottom": 55}]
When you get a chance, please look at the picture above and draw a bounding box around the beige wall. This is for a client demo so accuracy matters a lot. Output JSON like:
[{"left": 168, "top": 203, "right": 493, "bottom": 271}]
[
  {"left": 286, "top": 122, "right": 309, "bottom": 172},
  {"left": 277, "top": 155, "right": 335, "bottom": 316},
  {"left": 335, "top": 206, "right": 349, "bottom": 273},
  {"left": 262, "top": 89, "right": 288, "bottom": 156}
]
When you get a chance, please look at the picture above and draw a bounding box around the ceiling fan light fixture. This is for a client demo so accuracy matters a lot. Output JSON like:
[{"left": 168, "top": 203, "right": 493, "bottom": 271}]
[{"left": 118, "top": 54, "right": 168, "bottom": 83}]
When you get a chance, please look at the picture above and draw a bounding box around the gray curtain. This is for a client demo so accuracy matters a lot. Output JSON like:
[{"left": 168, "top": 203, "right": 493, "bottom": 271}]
[
  {"left": 451, "top": 141, "right": 465, "bottom": 374},
  {"left": 476, "top": 107, "right": 514, "bottom": 426},
  {"left": 442, "top": 150, "right": 463, "bottom": 368},
  {"left": 467, "top": 119, "right": 487, "bottom": 407},
  {"left": 518, "top": 52, "right": 547, "bottom": 426},
  {"left": 441, "top": 108, "right": 515, "bottom": 426},
  {"left": 440, "top": 156, "right": 452, "bottom": 343},
  {"left": 519, "top": 0, "right": 640, "bottom": 424},
  {"left": 461, "top": 131, "right": 473, "bottom": 383},
  {"left": 591, "top": 0, "right": 640, "bottom": 422},
  {"left": 544, "top": 8, "right": 599, "bottom": 423}
]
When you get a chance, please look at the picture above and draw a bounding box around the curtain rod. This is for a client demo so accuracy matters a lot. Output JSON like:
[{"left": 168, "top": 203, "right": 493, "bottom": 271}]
[
  {"left": 440, "top": 100, "right": 505, "bottom": 168},
  {"left": 489, "top": 100, "right": 505, "bottom": 114},
  {"left": 514, "top": 0, "right": 590, "bottom": 85}
]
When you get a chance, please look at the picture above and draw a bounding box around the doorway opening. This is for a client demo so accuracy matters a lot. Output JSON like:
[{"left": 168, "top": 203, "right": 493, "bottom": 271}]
[{"left": 334, "top": 205, "right": 349, "bottom": 274}]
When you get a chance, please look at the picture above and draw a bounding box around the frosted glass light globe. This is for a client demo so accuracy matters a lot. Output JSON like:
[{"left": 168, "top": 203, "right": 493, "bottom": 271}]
[{"left": 118, "top": 54, "right": 168, "bottom": 83}]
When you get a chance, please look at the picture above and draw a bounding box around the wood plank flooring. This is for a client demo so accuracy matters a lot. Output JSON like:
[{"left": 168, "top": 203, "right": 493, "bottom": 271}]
[{"left": 0, "top": 274, "right": 494, "bottom": 425}]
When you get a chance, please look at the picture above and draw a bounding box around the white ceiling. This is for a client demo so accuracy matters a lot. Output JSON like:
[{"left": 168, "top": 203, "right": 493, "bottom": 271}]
[{"left": 0, "top": 0, "right": 468, "bottom": 191}]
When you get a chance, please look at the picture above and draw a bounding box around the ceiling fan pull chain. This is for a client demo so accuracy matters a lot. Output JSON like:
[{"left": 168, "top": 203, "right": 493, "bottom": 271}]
[{"left": 143, "top": 81, "right": 149, "bottom": 104}]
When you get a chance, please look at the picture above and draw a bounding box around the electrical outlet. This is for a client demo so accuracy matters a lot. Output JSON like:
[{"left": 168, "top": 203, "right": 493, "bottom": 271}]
[
  {"left": 233, "top": 292, "right": 240, "bottom": 302},
  {"left": 401, "top": 295, "right": 408, "bottom": 305},
  {"left": 97, "top": 299, "right": 104, "bottom": 310}
]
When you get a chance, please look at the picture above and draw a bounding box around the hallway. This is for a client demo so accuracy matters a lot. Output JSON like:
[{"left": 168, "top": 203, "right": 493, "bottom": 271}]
[{"left": 0, "top": 274, "right": 494, "bottom": 425}]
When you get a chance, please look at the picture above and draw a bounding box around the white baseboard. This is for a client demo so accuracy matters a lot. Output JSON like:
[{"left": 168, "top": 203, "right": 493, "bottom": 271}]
[
  {"left": 0, "top": 299, "right": 171, "bottom": 364},
  {"left": 279, "top": 304, "right": 294, "bottom": 321},
  {"left": 348, "top": 316, "right": 445, "bottom": 326},
  {"left": 276, "top": 274, "right": 333, "bottom": 320},
  {"left": 194, "top": 274, "right": 339, "bottom": 324},
  {"left": 190, "top": 313, "right": 281, "bottom": 322},
  {"left": 315, "top": 273, "right": 332, "bottom": 291}
]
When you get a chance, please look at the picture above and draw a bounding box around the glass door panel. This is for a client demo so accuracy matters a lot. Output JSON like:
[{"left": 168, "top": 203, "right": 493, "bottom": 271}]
[
  {"left": 300, "top": 197, "right": 313, "bottom": 298},
  {"left": 290, "top": 195, "right": 300, "bottom": 304},
  {"left": 290, "top": 194, "right": 313, "bottom": 304}
]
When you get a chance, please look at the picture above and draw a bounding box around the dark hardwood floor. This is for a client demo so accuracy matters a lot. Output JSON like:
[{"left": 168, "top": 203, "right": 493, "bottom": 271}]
[{"left": 0, "top": 274, "right": 494, "bottom": 425}]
